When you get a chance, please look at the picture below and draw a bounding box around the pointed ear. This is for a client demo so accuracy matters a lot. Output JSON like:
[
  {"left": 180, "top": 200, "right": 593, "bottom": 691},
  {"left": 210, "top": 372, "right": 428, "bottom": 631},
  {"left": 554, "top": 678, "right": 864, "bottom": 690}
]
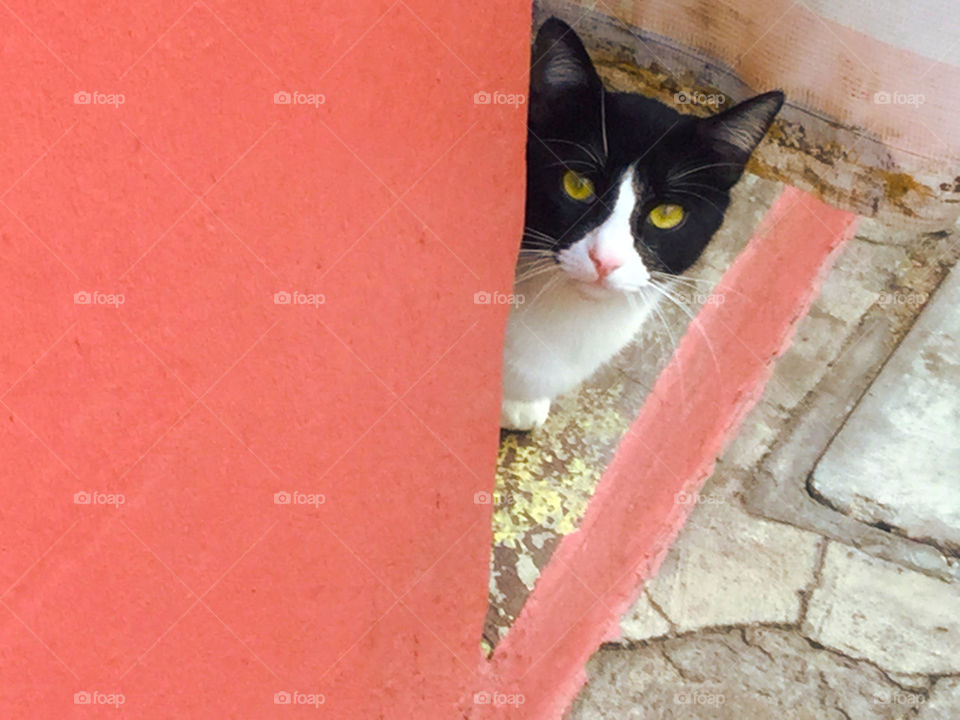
[
  {"left": 529, "top": 18, "right": 603, "bottom": 127},
  {"left": 698, "top": 91, "right": 784, "bottom": 167}
]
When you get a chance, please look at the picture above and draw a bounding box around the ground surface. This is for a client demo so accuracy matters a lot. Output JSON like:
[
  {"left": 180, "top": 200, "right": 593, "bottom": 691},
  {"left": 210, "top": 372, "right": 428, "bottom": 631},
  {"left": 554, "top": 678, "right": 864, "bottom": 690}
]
[
  {"left": 484, "top": 167, "right": 960, "bottom": 716},
  {"left": 565, "top": 204, "right": 960, "bottom": 717}
]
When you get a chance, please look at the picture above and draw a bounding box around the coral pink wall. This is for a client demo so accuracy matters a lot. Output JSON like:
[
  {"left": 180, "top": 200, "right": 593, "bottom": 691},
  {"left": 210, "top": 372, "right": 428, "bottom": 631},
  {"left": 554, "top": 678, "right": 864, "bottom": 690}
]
[{"left": 0, "top": 2, "right": 530, "bottom": 717}]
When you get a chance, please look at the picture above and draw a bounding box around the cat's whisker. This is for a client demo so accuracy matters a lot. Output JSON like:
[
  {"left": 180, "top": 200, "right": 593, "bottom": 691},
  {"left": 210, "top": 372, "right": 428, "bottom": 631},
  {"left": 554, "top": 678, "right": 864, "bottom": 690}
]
[
  {"left": 668, "top": 188, "right": 726, "bottom": 214},
  {"left": 521, "top": 236, "right": 559, "bottom": 246},
  {"left": 520, "top": 245, "right": 558, "bottom": 255},
  {"left": 652, "top": 271, "right": 708, "bottom": 284},
  {"left": 522, "top": 228, "right": 561, "bottom": 247},
  {"left": 517, "top": 255, "right": 556, "bottom": 266},
  {"left": 632, "top": 289, "right": 670, "bottom": 362},
  {"left": 515, "top": 256, "right": 555, "bottom": 269},
  {"left": 668, "top": 162, "right": 746, "bottom": 182},
  {"left": 525, "top": 271, "right": 564, "bottom": 308},
  {"left": 523, "top": 225, "right": 554, "bottom": 236},
  {"left": 600, "top": 84, "right": 609, "bottom": 160},
  {"left": 672, "top": 183, "right": 728, "bottom": 203},
  {"left": 515, "top": 255, "right": 556, "bottom": 271},
  {"left": 673, "top": 180, "right": 726, "bottom": 193},
  {"left": 518, "top": 247, "right": 555, "bottom": 258},
  {"left": 514, "top": 260, "right": 561, "bottom": 285},
  {"left": 648, "top": 297, "right": 687, "bottom": 404},
  {"left": 540, "top": 137, "right": 604, "bottom": 167},
  {"left": 514, "top": 255, "right": 557, "bottom": 282},
  {"left": 649, "top": 281, "right": 724, "bottom": 384},
  {"left": 521, "top": 241, "right": 560, "bottom": 255},
  {"left": 652, "top": 271, "right": 752, "bottom": 302},
  {"left": 652, "top": 273, "right": 718, "bottom": 295},
  {"left": 544, "top": 160, "right": 597, "bottom": 170},
  {"left": 522, "top": 229, "right": 554, "bottom": 238},
  {"left": 650, "top": 281, "right": 695, "bottom": 319}
]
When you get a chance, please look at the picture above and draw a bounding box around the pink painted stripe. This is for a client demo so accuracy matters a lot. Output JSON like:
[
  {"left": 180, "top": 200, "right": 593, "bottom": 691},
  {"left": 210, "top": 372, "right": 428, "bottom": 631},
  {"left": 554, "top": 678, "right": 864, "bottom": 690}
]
[{"left": 471, "top": 187, "right": 859, "bottom": 718}]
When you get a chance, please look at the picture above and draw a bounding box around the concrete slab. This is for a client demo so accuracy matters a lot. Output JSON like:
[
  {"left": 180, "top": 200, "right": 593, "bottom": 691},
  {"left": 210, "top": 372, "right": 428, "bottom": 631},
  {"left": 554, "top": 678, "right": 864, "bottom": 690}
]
[
  {"left": 743, "top": 223, "right": 960, "bottom": 582},
  {"left": 569, "top": 627, "right": 926, "bottom": 720},
  {"left": 618, "top": 591, "right": 672, "bottom": 642},
  {"left": 917, "top": 679, "right": 960, "bottom": 720},
  {"left": 803, "top": 544, "right": 960, "bottom": 675},
  {"left": 639, "top": 501, "right": 822, "bottom": 633},
  {"left": 810, "top": 266, "right": 960, "bottom": 553}
]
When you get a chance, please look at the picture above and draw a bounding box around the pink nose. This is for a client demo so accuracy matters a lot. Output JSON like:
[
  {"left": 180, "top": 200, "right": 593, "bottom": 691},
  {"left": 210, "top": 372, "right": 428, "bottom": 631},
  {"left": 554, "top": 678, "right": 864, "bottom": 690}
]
[{"left": 588, "top": 248, "right": 622, "bottom": 279}]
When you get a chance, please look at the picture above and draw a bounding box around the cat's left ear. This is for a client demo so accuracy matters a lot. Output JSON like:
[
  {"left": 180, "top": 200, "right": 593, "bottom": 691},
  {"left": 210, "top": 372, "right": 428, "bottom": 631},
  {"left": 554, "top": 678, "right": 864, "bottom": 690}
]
[{"left": 697, "top": 90, "right": 784, "bottom": 177}]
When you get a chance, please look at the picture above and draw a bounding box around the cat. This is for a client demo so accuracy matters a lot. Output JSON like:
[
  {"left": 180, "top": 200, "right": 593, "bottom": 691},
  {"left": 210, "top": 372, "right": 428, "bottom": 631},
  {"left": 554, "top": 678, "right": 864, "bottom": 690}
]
[{"left": 500, "top": 18, "right": 784, "bottom": 431}]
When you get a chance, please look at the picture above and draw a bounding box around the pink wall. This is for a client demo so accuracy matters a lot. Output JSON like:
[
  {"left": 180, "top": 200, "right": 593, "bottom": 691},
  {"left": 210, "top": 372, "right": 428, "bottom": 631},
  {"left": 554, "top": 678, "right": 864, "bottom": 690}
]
[{"left": 0, "top": 1, "right": 530, "bottom": 716}]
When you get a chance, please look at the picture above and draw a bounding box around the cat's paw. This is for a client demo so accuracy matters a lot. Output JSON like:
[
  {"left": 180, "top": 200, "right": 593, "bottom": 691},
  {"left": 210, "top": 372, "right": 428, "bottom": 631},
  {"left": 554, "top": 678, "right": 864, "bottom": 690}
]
[{"left": 500, "top": 398, "right": 551, "bottom": 431}]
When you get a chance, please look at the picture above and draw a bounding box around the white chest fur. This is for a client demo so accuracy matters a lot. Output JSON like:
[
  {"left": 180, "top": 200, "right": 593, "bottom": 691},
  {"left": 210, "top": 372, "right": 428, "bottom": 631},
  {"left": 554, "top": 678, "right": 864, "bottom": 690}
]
[{"left": 501, "top": 273, "right": 655, "bottom": 405}]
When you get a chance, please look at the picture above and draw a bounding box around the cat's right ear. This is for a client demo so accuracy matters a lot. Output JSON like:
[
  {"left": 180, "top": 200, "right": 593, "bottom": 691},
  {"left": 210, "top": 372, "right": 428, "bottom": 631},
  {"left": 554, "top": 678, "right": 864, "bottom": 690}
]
[{"left": 529, "top": 18, "right": 603, "bottom": 127}]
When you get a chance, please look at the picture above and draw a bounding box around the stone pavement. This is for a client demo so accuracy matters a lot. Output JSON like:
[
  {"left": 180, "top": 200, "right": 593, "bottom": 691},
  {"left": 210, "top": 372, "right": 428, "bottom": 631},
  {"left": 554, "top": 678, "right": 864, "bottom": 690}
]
[{"left": 567, "top": 213, "right": 960, "bottom": 717}]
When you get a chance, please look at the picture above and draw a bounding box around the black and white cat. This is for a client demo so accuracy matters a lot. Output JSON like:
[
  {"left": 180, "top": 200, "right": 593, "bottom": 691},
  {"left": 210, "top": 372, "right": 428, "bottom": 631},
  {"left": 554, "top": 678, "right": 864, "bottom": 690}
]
[{"left": 501, "top": 18, "right": 784, "bottom": 430}]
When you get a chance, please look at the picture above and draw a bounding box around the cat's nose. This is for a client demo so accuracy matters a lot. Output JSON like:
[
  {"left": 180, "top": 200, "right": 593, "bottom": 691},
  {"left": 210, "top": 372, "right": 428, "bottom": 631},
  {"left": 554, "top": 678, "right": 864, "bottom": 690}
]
[{"left": 588, "top": 247, "right": 622, "bottom": 279}]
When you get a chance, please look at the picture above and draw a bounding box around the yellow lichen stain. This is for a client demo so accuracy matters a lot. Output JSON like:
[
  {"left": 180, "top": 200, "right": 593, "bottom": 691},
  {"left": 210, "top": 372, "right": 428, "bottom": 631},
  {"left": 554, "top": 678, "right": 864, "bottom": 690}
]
[
  {"left": 596, "top": 59, "right": 729, "bottom": 120},
  {"left": 877, "top": 170, "right": 934, "bottom": 216},
  {"left": 491, "top": 380, "right": 634, "bottom": 549},
  {"left": 763, "top": 120, "right": 846, "bottom": 168}
]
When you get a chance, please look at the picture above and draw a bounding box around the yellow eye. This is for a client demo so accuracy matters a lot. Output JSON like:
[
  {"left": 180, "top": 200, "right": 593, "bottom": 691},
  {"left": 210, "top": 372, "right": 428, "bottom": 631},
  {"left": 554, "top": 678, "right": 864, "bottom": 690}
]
[
  {"left": 648, "top": 203, "right": 685, "bottom": 229},
  {"left": 563, "top": 170, "right": 595, "bottom": 201}
]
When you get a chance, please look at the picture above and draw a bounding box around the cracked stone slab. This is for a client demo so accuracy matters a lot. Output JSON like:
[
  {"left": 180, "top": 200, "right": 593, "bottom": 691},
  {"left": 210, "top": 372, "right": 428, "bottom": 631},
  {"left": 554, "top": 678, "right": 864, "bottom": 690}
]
[
  {"left": 810, "top": 264, "right": 960, "bottom": 554},
  {"left": 618, "top": 591, "right": 672, "bottom": 642},
  {"left": 569, "top": 626, "right": 928, "bottom": 719},
  {"left": 917, "top": 678, "right": 960, "bottom": 719},
  {"left": 743, "top": 227, "right": 960, "bottom": 583},
  {"left": 803, "top": 543, "right": 960, "bottom": 675},
  {"left": 624, "top": 499, "right": 822, "bottom": 634}
]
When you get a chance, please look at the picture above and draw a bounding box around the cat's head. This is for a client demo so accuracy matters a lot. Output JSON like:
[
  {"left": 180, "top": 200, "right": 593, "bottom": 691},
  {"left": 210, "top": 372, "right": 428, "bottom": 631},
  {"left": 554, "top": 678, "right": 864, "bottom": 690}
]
[{"left": 522, "top": 18, "right": 783, "bottom": 298}]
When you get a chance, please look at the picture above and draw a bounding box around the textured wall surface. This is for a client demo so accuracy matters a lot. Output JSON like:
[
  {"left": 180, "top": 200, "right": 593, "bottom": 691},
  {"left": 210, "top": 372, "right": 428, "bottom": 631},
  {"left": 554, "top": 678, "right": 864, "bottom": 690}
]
[{"left": 0, "top": 2, "right": 530, "bottom": 716}]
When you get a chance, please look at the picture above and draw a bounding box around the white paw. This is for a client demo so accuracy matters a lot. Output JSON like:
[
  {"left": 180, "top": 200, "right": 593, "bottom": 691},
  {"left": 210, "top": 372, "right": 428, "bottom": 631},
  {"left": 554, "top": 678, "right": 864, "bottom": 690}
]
[{"left": 500, "top": 397, "right": 551, "bottom": 431}]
